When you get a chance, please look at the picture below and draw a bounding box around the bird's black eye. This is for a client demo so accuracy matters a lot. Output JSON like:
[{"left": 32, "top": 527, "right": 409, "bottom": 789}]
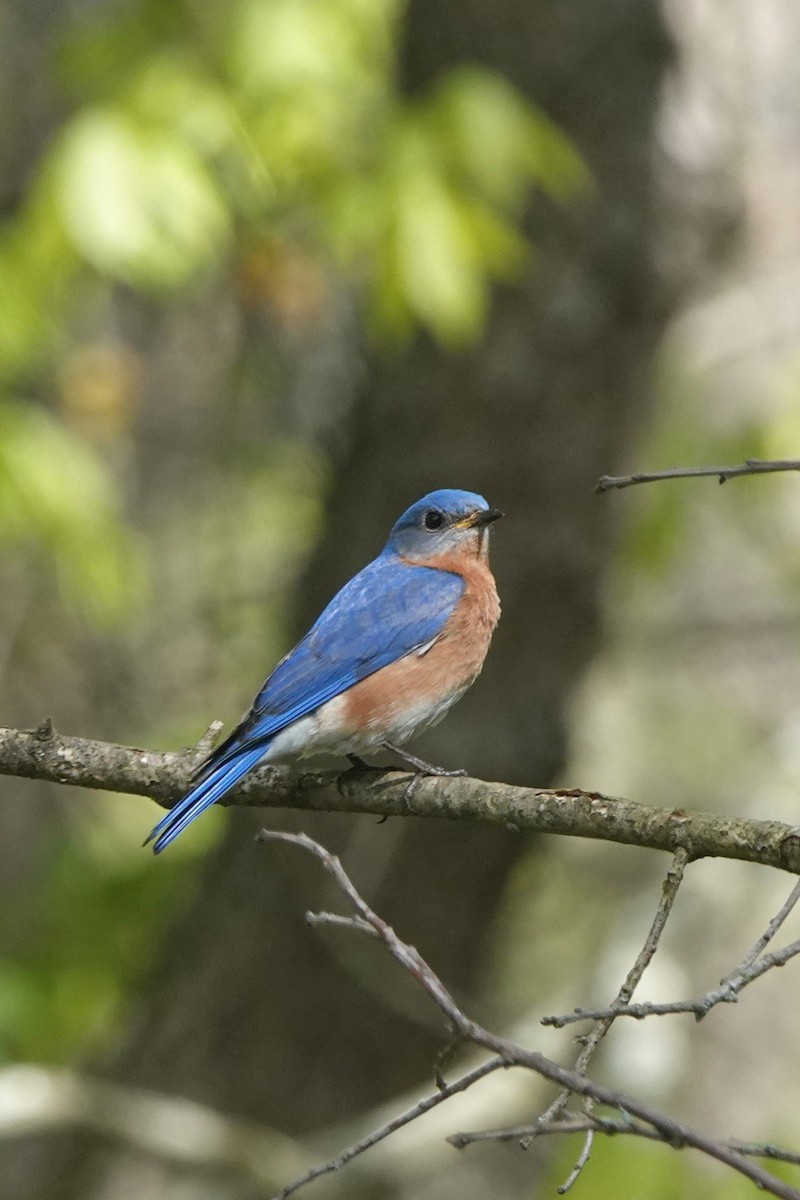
[{"left": 423, "top": 509, "right": 445, "bottom": 531}]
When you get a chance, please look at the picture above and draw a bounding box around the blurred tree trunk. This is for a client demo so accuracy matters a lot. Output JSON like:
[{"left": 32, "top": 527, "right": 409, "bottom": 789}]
[
  {"left": 107, "top": 0, "right": 674, "bottom": 1112},
  {"left": 6, "top": 0, "right": 710, "bottom": 1197}
]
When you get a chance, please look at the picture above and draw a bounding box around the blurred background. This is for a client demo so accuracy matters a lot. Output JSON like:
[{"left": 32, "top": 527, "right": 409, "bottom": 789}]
[{"left": 1, "top": 0, "right": 800, "bottom": 1196}]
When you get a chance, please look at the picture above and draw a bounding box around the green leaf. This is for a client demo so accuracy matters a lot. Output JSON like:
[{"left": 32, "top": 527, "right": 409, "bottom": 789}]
[
  {"left": 386, "top": 162, "right": 486, "bottom": 344},
  {"left": 429, "top": 66, "right": 588, "bottom": 209},
  {"left": 52, "top": 109, "right": 230, "bottom": 288},
  {"left": 0, "top": 400, "right": 144, "bottom": 625}
]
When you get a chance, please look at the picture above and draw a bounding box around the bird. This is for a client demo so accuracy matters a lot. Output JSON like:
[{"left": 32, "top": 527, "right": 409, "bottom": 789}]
[{"left": 145, "top": 488, "right": 502, "bottom": 853}]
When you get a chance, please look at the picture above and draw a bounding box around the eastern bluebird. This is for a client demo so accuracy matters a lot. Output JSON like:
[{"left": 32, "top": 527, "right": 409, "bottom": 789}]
[{"left": 146, "top": 489, "right": 502, "bottom": 852}]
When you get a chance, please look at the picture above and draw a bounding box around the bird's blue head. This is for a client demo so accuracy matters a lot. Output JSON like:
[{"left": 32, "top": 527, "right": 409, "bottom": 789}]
[{"left": 385, "top": 489, "right": 503, "bottom": 562}]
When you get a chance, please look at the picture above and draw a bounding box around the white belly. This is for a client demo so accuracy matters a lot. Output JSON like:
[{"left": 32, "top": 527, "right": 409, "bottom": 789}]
[{"left": 262, "top": 683, "right": 467, "bottom": 762}]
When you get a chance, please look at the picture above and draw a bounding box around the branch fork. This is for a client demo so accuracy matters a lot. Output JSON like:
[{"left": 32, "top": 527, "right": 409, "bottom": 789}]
[{"left": 258, "top": 831, "right": 800, "bottom": 1200}]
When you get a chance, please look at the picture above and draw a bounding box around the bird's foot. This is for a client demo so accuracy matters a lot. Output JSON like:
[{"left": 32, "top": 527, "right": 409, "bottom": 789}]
[
  {"left": 401, "top": 765, "right": 468, "bottom": 808},
  {"left": 381, "top": 742, "right": 467, "bottom": 809}
]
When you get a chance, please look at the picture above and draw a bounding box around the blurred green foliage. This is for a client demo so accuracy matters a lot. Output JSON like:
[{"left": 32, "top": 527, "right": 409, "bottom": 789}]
[
  {"left": 0, "top": 0, "right": 584, "bottom": 620},
  {"left": 0, "top": 826, "right": 198, "bottom": 1063},
  {"left": 0, "top": 8, "right": 797, "bottom": 1191},
  {"left": 16, "top": 0, "right": 586, "bottom": 349},
  {"left": 0, "top": 0, "right": 584, "bottom": 1073},
  {"left": 542, "top": 1134, "right": 798, "bottom": 1200},
  {"left": 0, "top": 400, "right": 144, "bottom": 625},
  {"left": 616, "top": 353, "right": 789, "bottom": 587}
]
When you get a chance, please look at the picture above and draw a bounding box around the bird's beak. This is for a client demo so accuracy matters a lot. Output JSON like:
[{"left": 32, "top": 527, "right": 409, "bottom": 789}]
[{"left": 455, "top": 507, "right": 504, "bottom": 530}]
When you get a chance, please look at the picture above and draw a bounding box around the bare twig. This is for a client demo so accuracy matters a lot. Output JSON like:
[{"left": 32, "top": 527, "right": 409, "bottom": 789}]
[
  {"left": 304, "top": 911, "right": 377, "bottom": 937},
  {"left": 191, "top": 720, "right": 225, "bottom": 764},
  {"left": 1, "top": 723, "right": 799, "bottom": 873},
  {"left": 449, "top": 1113, "right": 651, "bottom": 1148},
  {"left": 595, "top": 457, "right": 800, "bottom": 493},
  {"left": 730, "top": 1142, "right": 800, "bottom": 1168},
  {"left": 735, "top": 875, "right": 800, "bottom": 973},
  {"left": 544, "top": 873, "right": 800, "bottom": 1028},
  {"left": 557, "top": 1127, "right": 594, "bottom": 1194},
  {"left": 525, "top": 849, "right": 689, "bottom": 1190},
  {"left": 259, "top": 830, "right": 800, "bottom": 1200},
  {"left": 543, "top": 934, "right": 800, "bottom": 1027},
  {"left": 271, "top": 1058, "right": 508, "bottom": 1200},
  {"left": 577, "top": 848, "right": 689, "bottom": 1062},
  {"left": 452, "top": 1117, "right": 800, "bottom": 1168}
]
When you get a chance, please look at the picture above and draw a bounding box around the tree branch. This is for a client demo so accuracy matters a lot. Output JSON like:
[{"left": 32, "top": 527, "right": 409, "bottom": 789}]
[
  {"left": 595, "top": 457, "right": 800, "bottom": 492},
  {"left": 525, "top": 849, "right": 689, "bottom": 1191},
  {"left": 543, "top": 873, "right": 800, "bottom": 1028},
  {"left": 258, "top": 830, "right": 800, "bottom": 1200},
  {"left": 451, "top": 1117, "right": 800, "bottom": 1168},
  {"left": 271, "top": 1057, "right": 509, "bottom": 1200},
  {"left": 1, "top": 723, "right": 799, "bottom": 871}
]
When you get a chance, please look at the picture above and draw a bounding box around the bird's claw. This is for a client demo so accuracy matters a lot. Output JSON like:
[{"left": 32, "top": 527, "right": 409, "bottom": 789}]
[{"left": 401, "top": 763, "right": 468, "bottom": 810}]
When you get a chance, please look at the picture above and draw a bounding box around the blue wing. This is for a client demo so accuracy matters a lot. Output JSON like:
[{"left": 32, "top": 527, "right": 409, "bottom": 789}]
[{"left": 146, "top": 555, "right": 464, "bottom": 852}]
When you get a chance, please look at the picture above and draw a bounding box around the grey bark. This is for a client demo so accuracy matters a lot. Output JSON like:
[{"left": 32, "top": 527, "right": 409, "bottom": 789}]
[{"left": 2, "top": 724, "right": 798, "bottom": 872}]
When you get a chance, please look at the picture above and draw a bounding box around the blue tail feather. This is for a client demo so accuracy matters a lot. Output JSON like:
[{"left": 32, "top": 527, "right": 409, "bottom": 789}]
[{"left": 147, "top": 745, "right": 267, "bottom": 854}]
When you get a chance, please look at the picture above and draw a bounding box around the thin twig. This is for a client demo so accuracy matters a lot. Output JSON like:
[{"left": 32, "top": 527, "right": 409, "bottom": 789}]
[
  {"left": 580, "top": 848, "right": 690, "bottom": 1059},
  {"left": 730, "top": 1142, "right": 800, "bottom": 1167},
  {"left": 304, "top": 911, "right": 378, "bottom": 937},
  {"left": 713, "top": 936, "right": 800, "bottom": 1006},
  {"left": 259, "top": 831, "right": 800, "bottom": 1200},
  {"left": 452, "top": 1118, "right": 800, "bottom": 1168},
  {"left": 735, "top": 875, "right": 800, "bottom": 973},
  {"left": 595, "top": 458, "right": 800, "bottom": 493},
  {"left": 449, "top": 1114, "right": 650, "bottom": 1148},
  {"left": 558, "top": 1128, "right": 594, "bottom": 1194},
  {"left": 191, "top": 720, "right": 225, "bottom": 764},
  {"left": 271, "top": 1057, "right": 508, "bottom": 1200},
  {"left": 526, "top": 848, "right": 689, "bottom": 1190},
  {"left": 544, "top": 874, "right": 800, "bottom": 1028},
  {"left": 433, "top": 1037, "right": 465, "bottom": 1092}
]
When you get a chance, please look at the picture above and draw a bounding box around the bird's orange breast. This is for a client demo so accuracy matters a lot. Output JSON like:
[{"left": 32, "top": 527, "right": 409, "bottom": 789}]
[{"left": 342, "top": 554, "right": 500, "bottom": 735}]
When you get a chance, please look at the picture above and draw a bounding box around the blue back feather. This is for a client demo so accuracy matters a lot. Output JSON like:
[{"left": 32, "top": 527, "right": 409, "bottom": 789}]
[{"left": 147, "top": 554, "right": 464, "bottom": 852}]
